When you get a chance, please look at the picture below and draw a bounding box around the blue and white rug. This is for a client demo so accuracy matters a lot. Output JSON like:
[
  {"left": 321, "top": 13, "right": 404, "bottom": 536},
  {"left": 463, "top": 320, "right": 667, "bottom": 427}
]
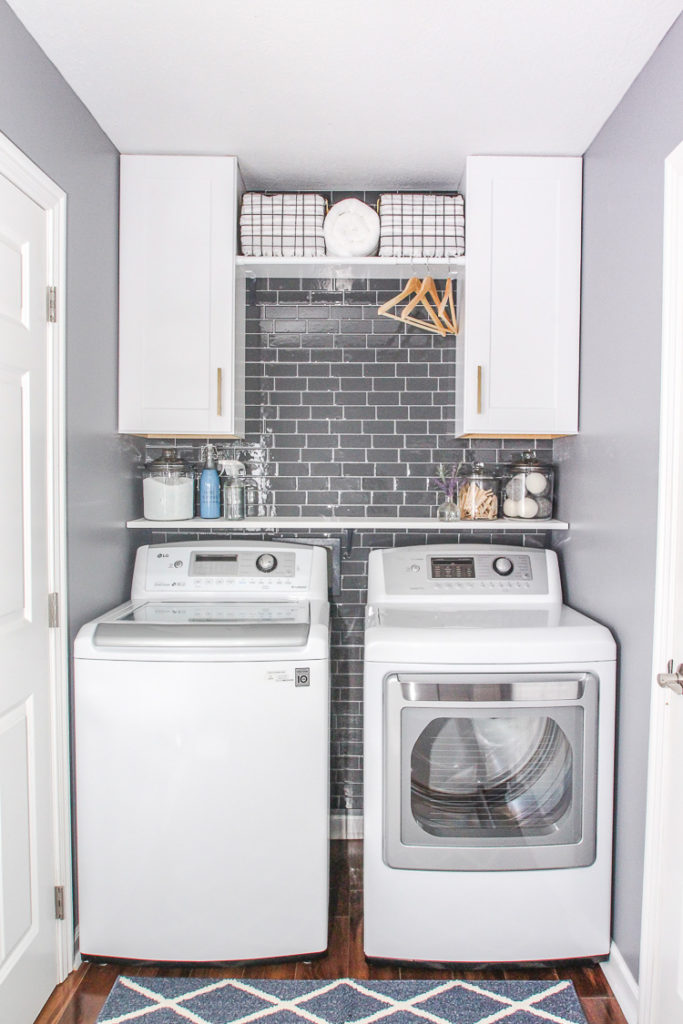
[{"left": 96, "top": 977, "right": 587, "bottom": 1024}]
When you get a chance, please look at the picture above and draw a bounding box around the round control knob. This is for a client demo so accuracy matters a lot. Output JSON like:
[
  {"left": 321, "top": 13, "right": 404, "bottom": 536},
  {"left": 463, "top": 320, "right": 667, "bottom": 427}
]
[
  {"left": 256, "top": 553, "right": 278, "bottom": 574},
  {"left": 493, "top": 556, "right": 514, "bottom": 576}
]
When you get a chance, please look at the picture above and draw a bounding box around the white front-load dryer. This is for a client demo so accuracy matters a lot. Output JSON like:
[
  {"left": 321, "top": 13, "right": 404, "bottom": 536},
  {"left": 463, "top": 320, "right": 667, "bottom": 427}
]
[
  {"left": 74, "top": 540, "right": 330, "bottom": 962},
  {"left": 363, "top": 544, "right": 616, "bottom": 963}
]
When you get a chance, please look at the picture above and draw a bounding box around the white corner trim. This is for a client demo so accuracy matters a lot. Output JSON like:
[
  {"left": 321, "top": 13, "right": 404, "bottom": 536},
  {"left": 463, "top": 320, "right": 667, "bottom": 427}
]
[
  {"left": 601, "top": 942, "right": 639, "bottom": 1024},
  {"left": 0, "top": 129, "right": 66, "bottom": 209},
  {"left": 330, "top": 813, "right": 364, "bottom": 840}
]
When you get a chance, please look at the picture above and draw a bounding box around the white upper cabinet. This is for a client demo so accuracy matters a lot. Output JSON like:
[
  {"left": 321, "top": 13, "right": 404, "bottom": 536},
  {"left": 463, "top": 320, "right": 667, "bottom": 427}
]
[
  {"left": 457, "top": 156, "right": 582, "bottom": 437},
  {"left": 118, "top": 155, "right": 245, "bottom": 437}
]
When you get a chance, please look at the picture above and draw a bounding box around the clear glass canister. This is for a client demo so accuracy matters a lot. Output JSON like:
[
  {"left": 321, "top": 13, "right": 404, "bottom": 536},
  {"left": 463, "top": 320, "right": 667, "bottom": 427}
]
[
  {"left": 222, "top": 479, "right": 246, "bottom": 520},
  {"left": 500, "top": 452, "right": 555, "bottom": 520},
  {"left": 458, "top": 462, "right": 501, "bottom": 520},
  {"left": 142, "top": 449, "right": 194, "bottom": 521}
]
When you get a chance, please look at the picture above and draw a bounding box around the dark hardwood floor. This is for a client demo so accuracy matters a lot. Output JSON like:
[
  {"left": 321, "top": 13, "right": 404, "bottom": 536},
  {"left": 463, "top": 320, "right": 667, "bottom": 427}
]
[{"left": 34, "top": 841, "right": 627, "bottom": 1024}]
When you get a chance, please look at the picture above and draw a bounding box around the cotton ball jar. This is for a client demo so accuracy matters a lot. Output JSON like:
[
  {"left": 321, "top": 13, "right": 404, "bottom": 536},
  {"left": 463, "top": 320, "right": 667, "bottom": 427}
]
[{"left": 500, "top": 451, "right": 555, "bottom": 520}]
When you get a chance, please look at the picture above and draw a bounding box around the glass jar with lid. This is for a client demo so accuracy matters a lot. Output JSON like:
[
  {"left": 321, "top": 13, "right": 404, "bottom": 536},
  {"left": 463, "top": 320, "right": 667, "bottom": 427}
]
[
  {"left": 142, "top": 449, "right": 194, "bottom": 521},
  {"left": 458, "top": 462, "right": 500, "bottom": 520},
  {"left": 500, "top": 451, "right": 555, "bottom": 520}
]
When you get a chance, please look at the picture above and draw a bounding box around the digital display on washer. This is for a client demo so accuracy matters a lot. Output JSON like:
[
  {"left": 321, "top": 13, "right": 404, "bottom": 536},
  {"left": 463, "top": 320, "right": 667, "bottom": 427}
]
[
  {"left": 430, "top": 557, "right": 475, "bottom": 579},
  {"left": 194, "top": 554, "right": 238, "bottom": 562},
  {"left": 190, "top": 553, "right": 239, "bottom": 576}
]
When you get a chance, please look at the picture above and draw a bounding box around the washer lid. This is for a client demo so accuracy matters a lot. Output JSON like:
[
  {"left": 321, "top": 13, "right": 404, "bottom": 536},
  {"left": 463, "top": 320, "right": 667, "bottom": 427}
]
[{"left": 93, "top": 601, "right": 310, "bottom": 647}]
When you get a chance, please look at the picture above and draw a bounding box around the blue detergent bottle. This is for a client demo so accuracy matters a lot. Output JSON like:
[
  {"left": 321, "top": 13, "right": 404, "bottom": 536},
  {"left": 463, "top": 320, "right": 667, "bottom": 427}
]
[{"left": 199, "top": 444, "right": 221, "bottom": 519}]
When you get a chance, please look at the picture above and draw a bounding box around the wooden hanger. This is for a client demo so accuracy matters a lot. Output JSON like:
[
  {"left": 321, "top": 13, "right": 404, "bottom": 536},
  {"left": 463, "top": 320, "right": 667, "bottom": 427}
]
[
  {"left": 437, "top": 277, "right": 458, "bottom": 334},
  {"left": 377, "top": 277, "right": 421, "bottom": 318},
  {"left": 401, "top": 276, "right": 451, "bottom": 335},
  {"left": 377, "top": 276, "right": 447, "bottom": 336},
  {"left": 403, "top": 276, "right": 458, "bottom": 335}
]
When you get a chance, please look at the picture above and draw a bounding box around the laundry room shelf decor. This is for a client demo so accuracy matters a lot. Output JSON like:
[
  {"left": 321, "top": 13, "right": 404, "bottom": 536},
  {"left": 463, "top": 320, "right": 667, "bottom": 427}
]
[
  {"left": 96, "top": 977, "right": 588, "bottom": 1024},
  {"left": 126, "top": 516, "right": 569, "bottom": 530}
]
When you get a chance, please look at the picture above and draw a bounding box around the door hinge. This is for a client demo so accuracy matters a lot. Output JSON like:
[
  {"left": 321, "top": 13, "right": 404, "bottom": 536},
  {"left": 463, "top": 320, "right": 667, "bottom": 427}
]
[
  {"left": 54, "top": 885, "right": 65, "bottom": 920},
  {"left": 47, "top": 286, "right": 57, "bottom": 323},
  {"left": 48, "top": 592, "right": 59, "bottom": 629}
]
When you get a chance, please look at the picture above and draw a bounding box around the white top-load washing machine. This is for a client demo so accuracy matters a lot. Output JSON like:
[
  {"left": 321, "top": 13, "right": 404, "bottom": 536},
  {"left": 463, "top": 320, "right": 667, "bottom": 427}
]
[
  {"left": 74, "top": 540, "right": 330, "bottom": 962},
  {"left": 363, "top": 544, "right": 616, "bottom": 964}
]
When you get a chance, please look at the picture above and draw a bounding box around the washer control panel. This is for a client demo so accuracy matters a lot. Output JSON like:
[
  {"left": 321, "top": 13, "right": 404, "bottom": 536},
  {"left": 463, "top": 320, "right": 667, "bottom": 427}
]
[
  {"left": 133, "top": 544, "right": 312, "bottom": 596},
  {"left": 381, "top": 546, "right": 550, "bottom": 597}
]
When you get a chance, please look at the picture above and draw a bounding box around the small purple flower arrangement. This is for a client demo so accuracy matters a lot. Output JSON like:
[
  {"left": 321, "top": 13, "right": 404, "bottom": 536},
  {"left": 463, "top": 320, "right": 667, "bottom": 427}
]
[
  {"left": 432, "top": 463, "right": 460, "bottom": 500},
  {"left": 432, "top": 462, "right": 464, "bottom": 521}
]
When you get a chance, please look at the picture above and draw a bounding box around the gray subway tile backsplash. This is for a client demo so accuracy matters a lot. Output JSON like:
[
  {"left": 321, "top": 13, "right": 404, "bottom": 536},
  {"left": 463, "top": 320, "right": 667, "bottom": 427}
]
[{"left": 143, "top": 277, "right": 555, "bottom": 814}]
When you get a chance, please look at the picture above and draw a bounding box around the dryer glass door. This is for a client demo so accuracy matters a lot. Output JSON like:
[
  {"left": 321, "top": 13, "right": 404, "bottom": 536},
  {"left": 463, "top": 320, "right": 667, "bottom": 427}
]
[
  {"left": 410, "top": 713, "right": 573, "bottom": 838},
  {"left": 384, "top": 672, "right": 598, "bottom": 871}
]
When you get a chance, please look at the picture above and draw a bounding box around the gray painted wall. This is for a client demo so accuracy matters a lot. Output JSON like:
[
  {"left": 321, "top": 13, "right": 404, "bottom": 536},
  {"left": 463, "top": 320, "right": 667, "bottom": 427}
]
[
  {"left": 0, "top": 0, "right": 141, "bottom": 642},
  {"left": 555, "top": 14, "right": 683, "bottom": 980}
]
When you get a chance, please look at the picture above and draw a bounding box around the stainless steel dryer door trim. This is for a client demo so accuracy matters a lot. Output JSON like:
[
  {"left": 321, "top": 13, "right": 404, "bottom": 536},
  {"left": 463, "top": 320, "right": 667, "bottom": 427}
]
[
  {"left": 383, "top": 670, "right": 599, "bottom": 871},
  {"left": 394, "top": 673, "right": 588, "bottom": 703}
]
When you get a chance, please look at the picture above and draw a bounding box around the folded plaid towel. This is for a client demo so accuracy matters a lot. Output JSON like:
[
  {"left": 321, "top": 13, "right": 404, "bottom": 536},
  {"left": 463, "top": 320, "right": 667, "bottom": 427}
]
[
  {"left": 240, "top": 193, "right": 326, "bottom": 257},
  {"left": 379, "top": 193, "right": 465, "bottom": 258}
]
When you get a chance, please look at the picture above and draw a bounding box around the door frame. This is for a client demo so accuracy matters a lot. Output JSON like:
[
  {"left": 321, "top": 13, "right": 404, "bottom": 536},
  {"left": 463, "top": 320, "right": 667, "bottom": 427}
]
[
  {"left": 0, "top": 131, "right": 73, "bottom": 979},
  {"left": 638, "top": 138, "right": 683, "bottom": 1023}
]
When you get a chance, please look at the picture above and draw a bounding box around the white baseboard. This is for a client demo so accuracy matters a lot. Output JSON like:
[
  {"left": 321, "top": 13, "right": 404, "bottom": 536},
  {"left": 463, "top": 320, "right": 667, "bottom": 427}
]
[
  {"left": 601, "top": 941, "right": 639, "bottom": 1024},
  {"left": 330, "top": 813, "right": 363, "bottom": 839}
]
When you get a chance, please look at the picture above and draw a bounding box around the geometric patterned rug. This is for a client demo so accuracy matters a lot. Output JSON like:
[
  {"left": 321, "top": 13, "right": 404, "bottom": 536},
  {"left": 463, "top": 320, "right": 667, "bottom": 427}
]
[{"left": 95, "top": 977, "right": 588, "bottom": 1024}]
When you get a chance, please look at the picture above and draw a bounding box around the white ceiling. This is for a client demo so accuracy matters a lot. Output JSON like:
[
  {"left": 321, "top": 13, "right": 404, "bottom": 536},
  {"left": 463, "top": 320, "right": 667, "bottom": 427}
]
[{"left": 6, "top": 0, "right": 683, "bottom": 189}]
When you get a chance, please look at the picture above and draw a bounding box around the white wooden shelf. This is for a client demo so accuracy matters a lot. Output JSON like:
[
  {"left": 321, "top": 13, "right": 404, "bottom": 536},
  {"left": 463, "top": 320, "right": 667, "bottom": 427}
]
[
  {"left": 235, "top": 255, "right": 465, "bottom": 281},
  {"left": 127, "top": 516, "right": 568, "bottom": 531}
]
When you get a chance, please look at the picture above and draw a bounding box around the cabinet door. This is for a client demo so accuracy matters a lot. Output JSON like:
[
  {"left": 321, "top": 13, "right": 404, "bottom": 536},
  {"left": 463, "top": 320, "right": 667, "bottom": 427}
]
[
  {"left": 118, "top": 155, "right": 244, "bottom": 436},
  {"left": 457, "top": 156, "right": 581, "bottom": 437}
]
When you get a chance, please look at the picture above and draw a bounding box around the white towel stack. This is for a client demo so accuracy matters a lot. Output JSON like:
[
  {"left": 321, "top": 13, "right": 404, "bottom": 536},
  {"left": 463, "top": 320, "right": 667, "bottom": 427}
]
[
  {"left": 323, "top": 198, "right": 380, "bottom": 257},
  {"left": 240, "top": 193, "right": 326, "bottom": 257},
  {"left": 378, "top": 193, "right": 465, "bottom": 258}
]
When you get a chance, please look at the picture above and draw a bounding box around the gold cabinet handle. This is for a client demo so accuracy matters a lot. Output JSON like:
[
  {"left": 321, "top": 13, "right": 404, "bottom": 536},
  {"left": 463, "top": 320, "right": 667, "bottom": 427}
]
[
  {"left": 477, "top": 365, "right": 483, "bottom": 414},
  {"left": 217, "top": 367, "right": 223, "bottom": 416}
]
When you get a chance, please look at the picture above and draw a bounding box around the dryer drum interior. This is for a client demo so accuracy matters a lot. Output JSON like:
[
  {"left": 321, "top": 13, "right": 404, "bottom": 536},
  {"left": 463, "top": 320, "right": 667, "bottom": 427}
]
[{"left": 410, "top": 715, "right": 573, "bottom": 838}]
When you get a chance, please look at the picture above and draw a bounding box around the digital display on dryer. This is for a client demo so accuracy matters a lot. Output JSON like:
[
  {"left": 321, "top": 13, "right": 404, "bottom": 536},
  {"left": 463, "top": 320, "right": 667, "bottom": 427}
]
[{"left": 430, "top": 557, "right": 475, "bottom": 579}]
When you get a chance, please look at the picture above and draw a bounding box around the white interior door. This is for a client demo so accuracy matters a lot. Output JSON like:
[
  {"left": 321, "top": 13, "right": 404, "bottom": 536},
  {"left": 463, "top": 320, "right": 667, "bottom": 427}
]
[
  {"left": 639, "top": 139, "right": 683, "bottom": 1024},
  {"left": 0, "top": 170, "right": 60, "bottom": 1022}
]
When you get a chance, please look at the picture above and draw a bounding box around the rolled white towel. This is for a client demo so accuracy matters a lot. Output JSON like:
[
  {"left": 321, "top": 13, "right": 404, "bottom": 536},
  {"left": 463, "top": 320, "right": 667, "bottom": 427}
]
[{"left": 323, "top": 198, "right": 380, "bottom": 257}]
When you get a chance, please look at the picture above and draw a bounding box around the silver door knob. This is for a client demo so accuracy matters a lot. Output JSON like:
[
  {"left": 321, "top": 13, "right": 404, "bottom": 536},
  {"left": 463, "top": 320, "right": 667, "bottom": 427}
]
[{"left": 657, "top": 660, "right": 683, "bottom": 695}]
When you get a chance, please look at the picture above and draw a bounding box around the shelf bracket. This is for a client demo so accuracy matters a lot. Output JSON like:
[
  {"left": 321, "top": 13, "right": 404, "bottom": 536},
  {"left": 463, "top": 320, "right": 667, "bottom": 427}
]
[{"left": 343, "top": 529, "right": 355, "bottom": 558}]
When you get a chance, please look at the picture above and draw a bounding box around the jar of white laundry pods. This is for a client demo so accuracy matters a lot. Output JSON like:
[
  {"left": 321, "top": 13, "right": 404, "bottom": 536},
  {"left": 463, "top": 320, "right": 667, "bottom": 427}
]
[{"left": 500, "top": 452, "right": 555, "bottom": 521}]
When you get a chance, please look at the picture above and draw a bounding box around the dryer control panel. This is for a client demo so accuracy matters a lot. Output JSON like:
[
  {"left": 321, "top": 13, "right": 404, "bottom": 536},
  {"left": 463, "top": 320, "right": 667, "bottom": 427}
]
[{"left": 373, "top": 545, "right": 559, "bottom": 603}]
